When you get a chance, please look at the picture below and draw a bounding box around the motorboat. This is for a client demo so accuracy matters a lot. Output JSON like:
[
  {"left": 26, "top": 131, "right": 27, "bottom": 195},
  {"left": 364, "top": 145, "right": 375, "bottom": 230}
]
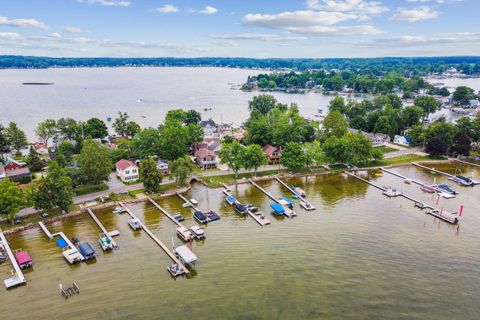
[
  {"left": 270, "top": 203, "right": 285, "bottom": 216},
  {"left": 182, "top": 202, "right": 191, "bottom": 208},
  {"left": 113, "top": 206, "right": 126, "bottom": 214},
  {"left": 190, "top": 226, "right": 206, "bottom": 239},
  {"left": 190, "top": 198, "right": 198, "bottom": 205},
  {"left": 62, "top": 249, "right": 84, "bottom": 264},
  {"left": 205, "top": 211, "right": 221, "bottom": 222},
  {"left": 225, "top": 195, "right": 237, "bottom": 206},
  {"left": 434, "top": 184, "right": 458, "bottom": 195},
  {"left": 277, "top": 197, "right": 293, "bottom": 209},
  {"left": 234, "top": 202, "right": 246, "bottom": 214},
  {"left": 128, "top": 217, "right": 142, "bottom": 231},
  {"left": 176, "top": 227, "right": 193, "bottom": 242},
  {"left": 99, "top": 233, "right": 114, "bottom": 251},
  {"left": 77, "top": 242, "right": 96, "bottom": 260},
  {"left": 404, "top": 179, "right": 412, "bottom": 184},
  {"left": 193, "top": 210, "right": 208, "bottom": 224},
  {"left": 168, "top": 263, "right": 185, "bottom": 277},
  {"left": 173, "top": 213, "right": 184, "bottom": 222},
  {"left": 449, "top": 176, "right": 474, "bottom": 186},
  {"left": 15, "top": 250, "right": 32, "bottom": 269},
  {"left": 294, "top": 187, "right": 306, "bottom": 197},
  {"left": 382, "top": 187, "right": 402, "bottom": 197}
]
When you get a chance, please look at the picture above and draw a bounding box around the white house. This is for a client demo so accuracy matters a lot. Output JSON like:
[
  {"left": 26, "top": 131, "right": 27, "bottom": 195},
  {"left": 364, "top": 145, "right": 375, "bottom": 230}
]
[
  {"left": 394, "top": 135, "right": 411, "bottom": 147},
  {"left": 156, "top": 159, "right": 169, "bottom": 175},
  {"left": 200, "top": 121, "right": 218, "bottom": 137},
  {"left": 116, "top": 159, "right": 139, "bottom": 182}
]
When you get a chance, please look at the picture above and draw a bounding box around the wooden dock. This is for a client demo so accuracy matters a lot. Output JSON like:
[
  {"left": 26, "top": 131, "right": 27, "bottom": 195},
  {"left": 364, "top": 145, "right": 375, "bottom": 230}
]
[
  {"left": 86, "top": 208, "right": 118, "bottom": 249},
  {"left": 0, "top": 231, "right": 27, "bottom": 289},
  {"left": 274, "top": 176, "right": 316, "bottom": 211},
  {"left": 453, "top": 158, "right": 480, "bottom": 168},
  {"left": 176, "top": 193, "right": 200, "bottom": 211},
  {"left": 120, "top": 203, "right": 189, "bottom": 275},
  {"left": 344, "top": 171, "right": 459, "bottom": 224},
  {"left": 248, "top": 179, "right": 297, "bottom": 218},
  {"left": 148, "top": 197, "right": 183, "bottom": 228},
  {"left": 412, "top": 162, "right": 455, "bottom": 178},
  {"left": 223, "top": 189, "right": 270, "bottom": 226},
  {"left": 38, "top": 221, "right": 53, "bottom": 239},
  {"left": 37, "top": 222, "right": 85, "bottom": 261}
]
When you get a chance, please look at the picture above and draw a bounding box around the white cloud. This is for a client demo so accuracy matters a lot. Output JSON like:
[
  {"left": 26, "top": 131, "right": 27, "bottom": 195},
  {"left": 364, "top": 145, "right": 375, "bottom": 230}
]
[
  {"left": 155, "top": 5, "right": 179, "bottom": 13},
  {"left": 242, "top": 10, "right": 381, "bottom": 35},
  {"left": 65, "top": 26, "right": 82, "bottom": 33},
  {"left": 210, "top": 33, "right": 307, "bottom": 43},
  {"left": 306, "top": 0, "right": 388, "bottom": 15},
  {"left": 353, "top": 32, "right": 480, "bottom": 47},
  {"left": 406, "top": 0, "right": 463, "bottom": 3},
  {"left": 69, "top": 37, "right": 92, "bottom": 44},
  {"left": 45, "top": 32, "right": 62, "bottom": 40},
  {"left": 0, "top": 16, "right": 48, "bottom": 29},
  {"left": 198, "top": 6, "right": 218, "bottom": 15},
  {"left": 77, "top": 0, "right": 130, "bottom": 7},
  {"left": 0, "top": 32, "right": 23, "bottom": 41},
  {"left": 390, "top": 6, "right": 438, "bottom": 22}
]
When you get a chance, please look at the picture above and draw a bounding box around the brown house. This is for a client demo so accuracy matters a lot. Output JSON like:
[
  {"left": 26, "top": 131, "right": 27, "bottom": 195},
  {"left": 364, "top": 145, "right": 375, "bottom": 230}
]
[
  {"left": 262, "top": 145, "right": 282, "bottom": 164},
  {"left": 194, "top": 148, "right": 217, "bottom": 169}
]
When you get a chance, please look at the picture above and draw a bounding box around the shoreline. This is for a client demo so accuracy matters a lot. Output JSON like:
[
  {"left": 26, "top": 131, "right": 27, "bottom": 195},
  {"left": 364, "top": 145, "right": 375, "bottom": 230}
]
[{"left": 2, "top": 159, "right": 452, "bottom": 236}]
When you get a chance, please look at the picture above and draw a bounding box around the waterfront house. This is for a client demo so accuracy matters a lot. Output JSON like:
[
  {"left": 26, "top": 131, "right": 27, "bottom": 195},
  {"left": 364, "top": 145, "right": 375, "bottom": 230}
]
[
  {"left": 116, "top": 159, "right": 139, "bottom": 182},
  {"left": 33, "top": 142, "right": 49, "bottom": 155},
  {"left": 393, "top": 135, "right": 412, "bottom": 147},
  {"left": 194, "top": 148, "right": 217, "bottom": 169},
  {"left": 1, "top": 158, "right": 31, "bottom": 182},
  {"left": 348, "top": 128, "right": 391, "bottom": 148},
  {"left": 262, "top": 145, "right": 282, "bottom": 164},
  {"left": 200, "top": 120, "right": 218, "bottom": 137},
  {"left": 0, "top": 165, "right": 5, "bottom": 180},
  {"left": 156, "top": 159, "right": 170, "bottom": 175}
]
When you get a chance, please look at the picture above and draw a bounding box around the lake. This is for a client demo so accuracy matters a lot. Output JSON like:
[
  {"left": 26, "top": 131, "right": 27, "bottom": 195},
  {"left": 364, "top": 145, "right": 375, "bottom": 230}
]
[
  {"left": 1, "top": 163, "right": 480, "bottom": 319},
  {"left": 0, "top": 67, "right": 335, "bottom": 138}
]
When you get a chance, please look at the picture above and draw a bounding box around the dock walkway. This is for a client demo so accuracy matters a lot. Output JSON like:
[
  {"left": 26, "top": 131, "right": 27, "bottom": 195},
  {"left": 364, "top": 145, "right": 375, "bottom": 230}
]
[
  {"left": 86, "top": 208, "right": 118, "bottom": 249},
  {"left": 38, "top": 221, "right": 53, "bottom": 239},
  {"left": 274, "top": 176, "right": 316, "bottom": 211},
  {"left": 248, "top": 179, "right": 297, "bottom": 218},
  {"left": 0, "top": 231, "right": 26, "bottom": 289},
  {"left": 412, "top": 162, "right": 455, "bottom": 178},
  {"left": 222, "top": 189, "right": 270, "bottom": 226},
  {"left": 37, "top": 222, "right": 85, "bottom": 261},
  {"left": 344, "top": 171, "right": 458, "bottom": 224},
  {"left": 176, "top": 193, "right": 200, "bottom": 212},
  {"left": 147, "top": 197, "right": 183, "bottom": 228},
  {"left": 453, "top": 158, "right": 480, "bottom": 168},
  {"left": 120, "top": 203, "right": 189, "bottom": 275}
]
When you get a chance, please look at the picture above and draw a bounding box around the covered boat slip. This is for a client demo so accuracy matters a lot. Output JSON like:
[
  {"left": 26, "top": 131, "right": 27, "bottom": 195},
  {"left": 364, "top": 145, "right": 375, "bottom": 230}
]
[
  {"left": 38, "top": 222, "right": 85, "bottom": 264},
  {"left": 177, "top": 192, "right": 221, "bottom": 224},
  {"left": 274, "top": 176, "right": 316, "bottom": 211},
  {"left": 249, "top": 179, "right": 297, "bottom": 218},
  {"left": 86, "top": 208, "right": 119, "bottom": 250},
  {"left": 0, "top": 231, "right": 27, "bottom": 289},
  {"left": 120, "top": 203, "right": 190, "bottom": 276}
]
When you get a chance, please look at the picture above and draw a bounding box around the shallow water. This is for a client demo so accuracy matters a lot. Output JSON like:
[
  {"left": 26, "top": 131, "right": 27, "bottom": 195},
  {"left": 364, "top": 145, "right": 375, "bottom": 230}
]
[{"left": 1, "top": 164, "right": 480, "bottom": 319}]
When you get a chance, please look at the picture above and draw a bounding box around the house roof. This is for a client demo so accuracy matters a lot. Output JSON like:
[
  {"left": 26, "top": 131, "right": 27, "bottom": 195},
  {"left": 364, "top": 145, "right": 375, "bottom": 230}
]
[
  {"left": 0, "top": 165, "right": 5, "bottom": 174},
  {"left": 3, "top": 157, "right": 25, "bottom": 167},
  {"left": 6, "top": 167, "right": 31, "bottom": 178},
  {"left": 195, "top": 148, "right": 214, "bottom": 158},
  {"left": 262, "top": 145, "right": 278, "bottom": 156},
  {"left": 156, "top": 159, "right": 168, "bottom": 166},
  {"left": 208, "top": 141, "right": 220, "bottom": 151},
  {"left": 116, "top": 159, "right": 136, "bottom": 171}
]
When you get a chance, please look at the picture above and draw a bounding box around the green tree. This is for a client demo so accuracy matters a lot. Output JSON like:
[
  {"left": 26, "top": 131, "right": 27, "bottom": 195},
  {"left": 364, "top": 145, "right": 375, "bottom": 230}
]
[
  {"left": 406, "top": 124, "right": 426, "bottom": 146},
  {"left": 304, "top": 141, "right": 323, "bottom": 169},
  {"left": 248, "top": 94, "right": 278, "bottom": 115},
  {"left": 245, "top": 116, "right": 273, "bottom": 146},
  {"left": 26, "top": 146, "right": 44, "bottom": 172},
  {"left": 57, "top": 118, "right": 79, "bottom": 140},
  {"left": 242, "top": 144, "right": 266, "bottom": 176},
  {"left": 219, "top": 141, "right": 245, "bottom": 179},
  {"left": 159, "top": 119, "right": 189, "bottom": 160},
  {"left": 6, "top": 122, "right": 28, "bottom": 154},
  {"left": 414, "top": 96, "right": 442, "bottom": 116},
  {"left": 139, "top": 158, "right": 163, "bottom": 193},
  {"left": 281, "top": 142, "right": 306, "bottom": 171},
  {"left": 374, "top": 116, "right": 392, "bottom": 135},
  {"left": 55, "top": 141, "right": 75, "bottom": 164},
  {"left": 184, "top": 109, "right": 202, "bottom": 125},
  {"left": 451, "top": 132, "right": 471, "bottom": 156},
  {"left": 0, "top": 177, "right": 23, "bottom": 223},
  {"left": 322, "top": 111, "right": 348, "bottom": 138},
  {"left": 125, "top": 121, "right": 141, "bottom": 137},
  {"left": 328, "top": 96, "right": 348, "bottom": 114},
  {"left": 83, "top": 118, "right": 108, "bottom": 139},
  {"left": 186, "top": 123, "right": 204, "bottom": 145},
  {"left": 0, "top": 124, "right": 11, "bottom": 160},
  {"left": 426, "top": 136, "right": 448, "bottom": 156},
  {"left": 400, "top": 105, "right": 423, "bottom": 129},
  {"left": 452, "top": 86, "right": 475, "bottom": 106},
  {"left": 112, "top": 112, "right": 130, "bottom": 136},
  {"left": 165, "top": 109, "right": 187, "bottom": 123},
  {"left": 131, "top": 128, "right": 162, "bottom": 159},
  {"left": 170, "top": 156, "right": 196, "bottom": 185},
  {"left": 79, "top": 137, "right": 112, "bottom": 185},
  {"left": 35, "top": 119, "right": 57, "bottom": 146},
  {"left": 31, "top": 162, "right": 73, "bottom": 212}
]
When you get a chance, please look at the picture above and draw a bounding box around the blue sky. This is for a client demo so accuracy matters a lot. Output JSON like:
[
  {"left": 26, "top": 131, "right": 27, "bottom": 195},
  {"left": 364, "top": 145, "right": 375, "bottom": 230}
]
[{"left": 0, "top": 0, "right": 477, "bottom": 58}]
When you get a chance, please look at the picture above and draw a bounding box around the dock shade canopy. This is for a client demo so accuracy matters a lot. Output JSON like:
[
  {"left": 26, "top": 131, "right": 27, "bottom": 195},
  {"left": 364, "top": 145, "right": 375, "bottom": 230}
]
[
  {"left": 194, "top": 211, "right": 207, "bottom": 221},
  {"left": 77, "top": 242, "right": 96, "bottom": 256},
  {"left": 270, "top": 203, "right": 285, "bottom": 214},
  {"left": 226, "top": 195, "right": 236, "bottom": 203},
  {"left": 15, "top": 251, "right": 32, "bottom": 265},
  {"left": 175, "top": 245, "right": 197, "bottom": 264},
  {"left": 280, "top": 197, "right": 293, "bottom": 205},
  {"left": 56, "top": 238, "right": 69, "bottom": 249}
]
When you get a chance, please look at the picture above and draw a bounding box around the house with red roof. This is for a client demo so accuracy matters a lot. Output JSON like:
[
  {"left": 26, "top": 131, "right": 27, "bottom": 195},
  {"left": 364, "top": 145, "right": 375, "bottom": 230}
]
[
  {"left": 116, "top": 159, "right": 139, "bottom": 182},
  {"left": 194, "top": 148, "right": 217, "bottom": 169},
  {"left": 1, "top": 158, "right": 31, "bottom": 182},
  {"left": 262, "top": 145, "right": 282, "bottom": 164}
]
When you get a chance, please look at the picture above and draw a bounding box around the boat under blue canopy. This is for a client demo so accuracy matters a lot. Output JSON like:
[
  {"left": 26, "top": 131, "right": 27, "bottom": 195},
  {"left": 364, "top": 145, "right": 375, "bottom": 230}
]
[{"left": 55, "top": 238, "right": 68, "bottom": 249}]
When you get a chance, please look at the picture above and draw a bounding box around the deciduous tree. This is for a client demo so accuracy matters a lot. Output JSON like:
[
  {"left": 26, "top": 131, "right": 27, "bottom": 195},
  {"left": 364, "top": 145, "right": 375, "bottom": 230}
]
[
  {"left": 0, "top": 177, "right": 23, "bottom": 223},
  {"left": 281, "top": 142, "right": 306, "bottom": 171},
  {"left": 139, "top": 158, "right": 163, "bottom": 193},
  {"left": 79, "top": 137, "right": 112, "bottom": 185},
  {"left": 6, "top": 122, "right": 27, "bottom": 154}
]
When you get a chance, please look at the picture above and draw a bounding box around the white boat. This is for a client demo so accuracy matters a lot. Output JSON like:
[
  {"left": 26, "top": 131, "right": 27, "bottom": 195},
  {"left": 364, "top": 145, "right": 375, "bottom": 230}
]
[
  {"left": 62, "top": 248, "right": 84, "bottom": 264},
  {"left": 174, "top": 245, "right": 197, "bottom": 269},
  {"left": 294, "top": 187, "right": 306, "bottom": 197},
  {"left": 112, "top": 206, "right": 125, "bottom": 214},
  {"left": 190, "top": 226, "right": 206, "bottom": 239},
  {"left": 167, "top": 263, "right": 185, "bottom": 277},
  {"left": 182, "top": 202, "right": 191, "bottom": 208},
  {"left": 300, "top": 202, "right": 315, "bottom": 211},
  {"left": 128, "top": 217, "right": 142, "bottom": 231},
  {"left": 176, "top": 227, "right": 193, "bottom": 242},
  {"left": 189, "top": 199, "right": 198, "bottom": 205},
  {"left": 382, "top": 187, "right": 402, "bottom": 197},
  {"left": 98, "top": 234, "right": 114, "bottom": 251}
]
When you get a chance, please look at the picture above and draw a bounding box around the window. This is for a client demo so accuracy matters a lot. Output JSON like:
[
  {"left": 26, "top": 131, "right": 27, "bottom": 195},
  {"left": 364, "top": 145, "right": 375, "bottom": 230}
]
[
  {"left": 132, "top": 169, "right": 137, "bottom": 173},
  {"left": 125, "top": 170, "right": 130, "bottom": 175}
]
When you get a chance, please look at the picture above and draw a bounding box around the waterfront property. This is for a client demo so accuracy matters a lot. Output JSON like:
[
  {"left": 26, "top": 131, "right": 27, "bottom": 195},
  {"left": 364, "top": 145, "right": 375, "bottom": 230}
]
[
  {"left": 116, "top": 159, "right": 139, "bottom": 182},
  {"left": 262, "top": 145, "right": 282, "bottom": 164}
]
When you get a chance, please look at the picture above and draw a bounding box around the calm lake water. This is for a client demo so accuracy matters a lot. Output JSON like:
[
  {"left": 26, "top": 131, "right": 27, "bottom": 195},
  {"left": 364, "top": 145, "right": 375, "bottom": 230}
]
[
  {"left": 0, "top": 67, "right": 335, "bottom": 138},
  {"left": 1, "top": 163, "right": 480, "bottom": 319}
]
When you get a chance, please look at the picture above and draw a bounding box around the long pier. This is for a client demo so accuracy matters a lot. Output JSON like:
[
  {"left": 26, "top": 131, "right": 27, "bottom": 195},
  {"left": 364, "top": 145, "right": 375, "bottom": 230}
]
[
  {"left": 248, "top": 179, "right": 297, "bottom": 218},
  {"left": 147, "top": 197, "right": 183, "bottom": 228},
  {"left": 120, "top": 203, "right": 189, "bottom": 275},
  {"left": 412, "top": 162, "right": 455, "bottom": 178},
  {"left": 38, "top": 221, "right": 53, "bottom": 239},
  {"left": 0, "top": 231, "right": 26, "bottom": 289},
  {"left": 86, "top": 208, "right": 118, "bottom": 249},
  {"left": 37, "top": 222, "right": 85, "bottom": 261},
  {"left": 453, "top": 158, "right": 480, "bottom": 168},
  {"left": 176, "top": 193, "right": 200, "bottom": 212},
  {"left": 344, "top": 171, "right": 459, "bottom": 224},
  {"left": 222, "top": 189, "right": 270, "bottom": 226},
  {"left": 274, "top": 176, "right": 316, "bottom": 211}
]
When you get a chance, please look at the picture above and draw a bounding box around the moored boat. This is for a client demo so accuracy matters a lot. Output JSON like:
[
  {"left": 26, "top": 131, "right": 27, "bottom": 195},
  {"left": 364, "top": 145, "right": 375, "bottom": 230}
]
[
  {"left": 234, "top": 202, "right": 246, "bottom": 214},
  {"left": 77, "top": 242, "right": 96, "bottom": 260},
  {"left": 270, "top": 203, "right": 285, "bottom": 216},
  {"left": 190, "top": 226, "right": 206, "bottom": 239},
  {"left": 99, "top": 233, "right": 114, "bottom": 251},
  {"left": 383, "top": 187, "right": 402, "bottom": 197},
  {"left": 193, "top": 210, "right": 208, "bottom": 224},
  {"left": 278, "top": 197, "right": 293, "bottom": 209},
  {"left": 294, "top": 187, "right": 306, "bottom": 197},
  {"left": 225, "top": 195, "right": 236, "bottom": 206},
  {"left": 174, "top": 245, "right": 197, "bottom": 269},
  {"left": 420, "top": 185, "right": 436, "bottom": 193},
  {"left": 176, "top": 226, "right": 193, "bottom": 242},
  {"left": 173, "top": 213, "right": 184, "bottom": 222},
  {"left": 15, "top": 250, "right": 32, "bottom": 269},
  {"left": 205, "top": 211, "right": 221, "bottom": 222},
  {"left": 128, "top": 217, "right": 142, "bottom": 230},
  {"left": 434, "top": 184, "right": 457, "bottom": 195}
]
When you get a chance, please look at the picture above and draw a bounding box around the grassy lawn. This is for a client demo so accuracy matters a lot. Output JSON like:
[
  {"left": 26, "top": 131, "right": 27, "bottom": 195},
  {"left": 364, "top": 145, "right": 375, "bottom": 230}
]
[
  {"left": 74, "top": 183, "right": 109, "bottom": 196},
  {"left": 378, "top": 146, "right": 398, "bottom": 154},
  {"left": 364, "top": 154, "right": 446, "bottom": 168}
]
